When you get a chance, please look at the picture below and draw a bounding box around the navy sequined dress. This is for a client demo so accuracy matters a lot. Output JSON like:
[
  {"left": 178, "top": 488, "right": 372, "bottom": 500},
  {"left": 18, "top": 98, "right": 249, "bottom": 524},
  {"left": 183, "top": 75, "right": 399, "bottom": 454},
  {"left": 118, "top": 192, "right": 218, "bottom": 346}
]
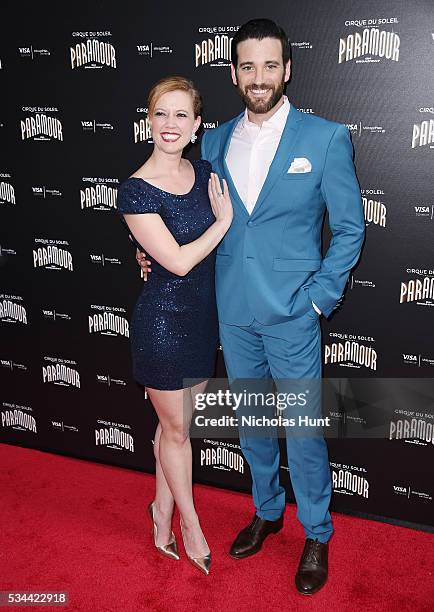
[{"left": 116, "top": 159, "right": 219, "bottom": 390}]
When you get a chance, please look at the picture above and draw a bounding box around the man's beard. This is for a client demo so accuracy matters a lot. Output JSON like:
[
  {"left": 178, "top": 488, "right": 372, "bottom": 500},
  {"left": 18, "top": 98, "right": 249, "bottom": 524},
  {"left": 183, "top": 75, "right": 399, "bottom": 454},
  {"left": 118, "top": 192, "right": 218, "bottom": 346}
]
[{"left": 238, "top": 78, "right": 285, "bottom": 114}]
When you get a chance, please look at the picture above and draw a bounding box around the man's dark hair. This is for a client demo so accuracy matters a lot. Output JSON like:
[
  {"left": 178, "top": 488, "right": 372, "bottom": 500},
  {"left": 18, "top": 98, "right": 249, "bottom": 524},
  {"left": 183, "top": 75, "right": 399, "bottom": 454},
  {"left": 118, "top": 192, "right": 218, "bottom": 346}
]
[{"left": 231, "top": 18, "right": 292, "bottom": 68}]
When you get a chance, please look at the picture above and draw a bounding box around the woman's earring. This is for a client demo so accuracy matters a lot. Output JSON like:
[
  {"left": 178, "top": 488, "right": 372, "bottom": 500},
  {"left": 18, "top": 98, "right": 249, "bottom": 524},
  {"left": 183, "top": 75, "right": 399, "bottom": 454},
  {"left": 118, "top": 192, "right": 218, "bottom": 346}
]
[{"left": 190, "top": 132, "right": 197, "bottom": 144}]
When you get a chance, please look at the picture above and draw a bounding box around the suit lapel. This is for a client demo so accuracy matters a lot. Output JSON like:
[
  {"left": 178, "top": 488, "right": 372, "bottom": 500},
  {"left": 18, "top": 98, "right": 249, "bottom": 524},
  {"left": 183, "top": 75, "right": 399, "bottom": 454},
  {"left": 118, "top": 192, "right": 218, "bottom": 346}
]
[
  {"left": 219, "top": 112, "right": 249, "bottom": 218},
  {"left": 250, "top": 104, "right": 304, "bottom": 219}
]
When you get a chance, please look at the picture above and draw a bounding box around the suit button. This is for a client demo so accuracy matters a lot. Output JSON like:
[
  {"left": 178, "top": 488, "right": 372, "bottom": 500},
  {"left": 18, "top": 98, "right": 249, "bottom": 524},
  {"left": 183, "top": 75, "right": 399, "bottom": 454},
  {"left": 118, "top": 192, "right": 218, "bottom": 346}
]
[{"left": 247, "top": 221, "right": 253, "bottom": 227}]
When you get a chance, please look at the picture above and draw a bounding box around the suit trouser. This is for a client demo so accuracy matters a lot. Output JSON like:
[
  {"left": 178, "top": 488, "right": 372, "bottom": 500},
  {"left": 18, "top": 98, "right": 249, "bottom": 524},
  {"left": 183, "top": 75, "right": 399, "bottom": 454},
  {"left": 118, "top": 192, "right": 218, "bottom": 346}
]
[{"left": 219, "top": 307, "right": 334, "bottom": 544}]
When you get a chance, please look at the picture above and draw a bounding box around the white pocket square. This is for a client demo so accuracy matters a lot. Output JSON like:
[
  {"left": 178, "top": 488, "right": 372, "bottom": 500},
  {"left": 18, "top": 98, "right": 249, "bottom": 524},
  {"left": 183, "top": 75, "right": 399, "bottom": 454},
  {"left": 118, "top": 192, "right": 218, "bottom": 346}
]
[{"left": 287, "top": 157, "right": 312, "bottom": 173}]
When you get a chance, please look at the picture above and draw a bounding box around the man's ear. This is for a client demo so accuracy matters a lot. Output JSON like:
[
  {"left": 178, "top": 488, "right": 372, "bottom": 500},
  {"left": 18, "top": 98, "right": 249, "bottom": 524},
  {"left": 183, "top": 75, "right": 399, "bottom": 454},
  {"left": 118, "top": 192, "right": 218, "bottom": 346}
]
[
  {"left": 284, "top": 59, "right": 291, "bottom": 83},
  {"left": 230, "top": 63, "right": 238, "bottom": 86}
]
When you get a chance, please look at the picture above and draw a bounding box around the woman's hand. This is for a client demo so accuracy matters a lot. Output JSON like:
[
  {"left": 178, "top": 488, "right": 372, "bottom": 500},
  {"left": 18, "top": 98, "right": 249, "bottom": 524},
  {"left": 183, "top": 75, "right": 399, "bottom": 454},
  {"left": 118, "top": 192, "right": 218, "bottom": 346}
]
[
  {"left": 208, "top": 172, "right": 233, "bottom": 228},
  {"left": 125, "top": 176, "right": 232, "bottom": 280}
]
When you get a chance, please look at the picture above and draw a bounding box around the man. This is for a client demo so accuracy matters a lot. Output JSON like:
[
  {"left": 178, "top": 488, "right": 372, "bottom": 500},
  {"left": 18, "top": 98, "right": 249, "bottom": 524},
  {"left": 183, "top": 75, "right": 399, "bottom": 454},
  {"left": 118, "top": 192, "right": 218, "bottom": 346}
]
[{"left": 137, "top": 18, "right": 365, "bottom": 595}]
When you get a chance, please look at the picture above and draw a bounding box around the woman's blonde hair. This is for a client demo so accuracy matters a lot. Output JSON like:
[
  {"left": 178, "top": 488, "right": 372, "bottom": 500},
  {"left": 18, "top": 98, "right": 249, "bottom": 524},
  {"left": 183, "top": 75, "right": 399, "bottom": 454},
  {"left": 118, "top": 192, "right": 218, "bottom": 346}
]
[{"left": 147, "top": 76, "right": 202, "bottom": 118}]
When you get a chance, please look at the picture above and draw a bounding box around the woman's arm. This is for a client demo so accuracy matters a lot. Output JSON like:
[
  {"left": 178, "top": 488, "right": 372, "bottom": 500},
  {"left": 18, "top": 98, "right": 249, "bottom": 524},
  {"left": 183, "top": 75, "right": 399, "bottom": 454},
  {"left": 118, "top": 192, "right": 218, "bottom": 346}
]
[{"left": 123, "top": 173, "right": 232, "bottom": 277}]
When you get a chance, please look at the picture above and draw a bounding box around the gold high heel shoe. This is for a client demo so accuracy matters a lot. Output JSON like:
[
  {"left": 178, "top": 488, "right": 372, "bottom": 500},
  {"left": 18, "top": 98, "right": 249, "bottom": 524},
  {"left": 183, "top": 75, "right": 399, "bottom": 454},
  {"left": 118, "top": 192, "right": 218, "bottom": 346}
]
[
  {"left": 147, "top": 501, "right": 179, "bottom": 560},
  {"left": 180, "top": 517, "right": 211, "bottom": 575}
]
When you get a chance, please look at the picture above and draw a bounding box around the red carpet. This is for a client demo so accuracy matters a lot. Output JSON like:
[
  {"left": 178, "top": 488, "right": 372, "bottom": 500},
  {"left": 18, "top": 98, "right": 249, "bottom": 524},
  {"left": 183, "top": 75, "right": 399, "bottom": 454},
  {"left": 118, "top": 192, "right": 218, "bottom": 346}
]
[{"left": 1, "top": 443, "right": 433, "bottom": 611}]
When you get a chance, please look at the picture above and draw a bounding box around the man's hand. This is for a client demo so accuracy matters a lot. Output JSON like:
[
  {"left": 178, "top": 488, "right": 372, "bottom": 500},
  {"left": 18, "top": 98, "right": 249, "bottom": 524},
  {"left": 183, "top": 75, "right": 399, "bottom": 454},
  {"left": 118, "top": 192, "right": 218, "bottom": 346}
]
[
  {"left": 129, "top": 235, "right": 151, "bottom": 281},
  {"left": 135, "top": 248, "right": 151, "bottom": 281}
]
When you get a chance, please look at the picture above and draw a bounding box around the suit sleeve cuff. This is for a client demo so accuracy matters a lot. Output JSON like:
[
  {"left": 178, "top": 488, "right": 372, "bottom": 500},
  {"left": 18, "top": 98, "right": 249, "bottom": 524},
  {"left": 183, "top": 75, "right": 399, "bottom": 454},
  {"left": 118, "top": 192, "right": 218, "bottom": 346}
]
[{"left": 311, "top": 300, "right": 322, "bottom": 315}]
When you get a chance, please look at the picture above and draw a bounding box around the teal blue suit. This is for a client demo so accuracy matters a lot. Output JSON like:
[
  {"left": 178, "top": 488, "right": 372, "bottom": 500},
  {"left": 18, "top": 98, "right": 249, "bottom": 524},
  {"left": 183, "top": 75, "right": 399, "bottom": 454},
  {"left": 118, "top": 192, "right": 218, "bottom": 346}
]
[{"left": 201, "top": 103, "right": 365, "bottom": 543}]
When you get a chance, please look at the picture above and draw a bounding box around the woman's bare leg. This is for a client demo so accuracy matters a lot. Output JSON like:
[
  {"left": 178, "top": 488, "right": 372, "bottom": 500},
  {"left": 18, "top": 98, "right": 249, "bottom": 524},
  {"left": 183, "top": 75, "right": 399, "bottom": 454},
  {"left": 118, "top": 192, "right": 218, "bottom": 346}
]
[
  {"left": 147, "top": 384, "right": 209, "bottom": 558},
  {"left": 152, "top": 420, "right": 175, "bottom": 546}
]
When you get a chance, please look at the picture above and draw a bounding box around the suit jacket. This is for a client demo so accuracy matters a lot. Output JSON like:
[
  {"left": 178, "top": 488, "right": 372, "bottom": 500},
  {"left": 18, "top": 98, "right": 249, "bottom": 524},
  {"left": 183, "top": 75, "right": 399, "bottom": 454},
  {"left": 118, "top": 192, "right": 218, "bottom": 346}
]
[{"left": 201, "top": 103, "right": 365, "bottom": 325}]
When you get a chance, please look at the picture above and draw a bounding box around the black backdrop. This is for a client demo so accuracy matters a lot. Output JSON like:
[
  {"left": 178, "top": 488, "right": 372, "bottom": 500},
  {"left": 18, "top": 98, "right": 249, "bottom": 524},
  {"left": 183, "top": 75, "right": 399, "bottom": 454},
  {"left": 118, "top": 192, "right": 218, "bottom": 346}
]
[{"left": 1, "top": 1, "right": 433, "bottom": 530}]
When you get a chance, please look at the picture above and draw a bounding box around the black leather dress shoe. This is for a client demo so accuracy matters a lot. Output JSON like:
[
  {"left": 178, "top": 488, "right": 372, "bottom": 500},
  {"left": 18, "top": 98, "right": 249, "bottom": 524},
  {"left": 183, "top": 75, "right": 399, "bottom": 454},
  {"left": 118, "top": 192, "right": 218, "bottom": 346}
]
[
  {"left": 229, "top": 513, "right": 284, "bottom": 559},
  {"left": 295, "top": 537, "right": 329, "bottom": 595}
]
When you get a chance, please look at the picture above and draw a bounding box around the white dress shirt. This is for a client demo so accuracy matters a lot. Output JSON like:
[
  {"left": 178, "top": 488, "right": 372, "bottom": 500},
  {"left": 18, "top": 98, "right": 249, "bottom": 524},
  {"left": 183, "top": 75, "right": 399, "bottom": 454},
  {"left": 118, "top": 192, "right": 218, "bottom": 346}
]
[
  {"left": 225, "top": 95, "right": 321, "bottom": 315},
  {"left": 226, "top": 95, "right": 290, "bottom": 215}
]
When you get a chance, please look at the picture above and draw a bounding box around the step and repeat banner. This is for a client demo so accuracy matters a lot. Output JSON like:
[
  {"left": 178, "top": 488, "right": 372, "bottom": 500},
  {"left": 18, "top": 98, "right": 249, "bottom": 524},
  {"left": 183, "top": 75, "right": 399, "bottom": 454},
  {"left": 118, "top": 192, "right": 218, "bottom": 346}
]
[{"left": 1, "top": 1, "right": 433, "bottom": 528}]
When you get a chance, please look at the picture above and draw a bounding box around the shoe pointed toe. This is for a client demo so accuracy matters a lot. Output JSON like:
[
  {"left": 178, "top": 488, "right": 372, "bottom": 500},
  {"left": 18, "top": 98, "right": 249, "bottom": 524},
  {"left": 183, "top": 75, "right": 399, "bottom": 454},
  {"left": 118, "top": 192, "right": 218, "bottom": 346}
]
[
  {"left": 189, "top": 552, "right": 211, "bottom": 575},
  {"left": 180, "top": 517, "right": 211, "bottom": 575}
]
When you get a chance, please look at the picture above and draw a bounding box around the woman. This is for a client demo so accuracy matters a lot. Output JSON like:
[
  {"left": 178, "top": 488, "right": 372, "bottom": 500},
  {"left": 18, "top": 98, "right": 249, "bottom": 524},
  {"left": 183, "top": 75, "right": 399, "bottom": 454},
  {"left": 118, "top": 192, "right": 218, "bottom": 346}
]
[{"left": 116, "top": 76, "right": 233, "bottom": 575}]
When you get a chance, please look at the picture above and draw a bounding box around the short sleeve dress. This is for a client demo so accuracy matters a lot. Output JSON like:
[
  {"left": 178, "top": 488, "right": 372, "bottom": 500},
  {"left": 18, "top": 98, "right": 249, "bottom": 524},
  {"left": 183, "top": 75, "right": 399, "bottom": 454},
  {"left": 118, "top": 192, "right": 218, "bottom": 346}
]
[{"left": 116, "top": 159, "right": 219, "bottom": 390}]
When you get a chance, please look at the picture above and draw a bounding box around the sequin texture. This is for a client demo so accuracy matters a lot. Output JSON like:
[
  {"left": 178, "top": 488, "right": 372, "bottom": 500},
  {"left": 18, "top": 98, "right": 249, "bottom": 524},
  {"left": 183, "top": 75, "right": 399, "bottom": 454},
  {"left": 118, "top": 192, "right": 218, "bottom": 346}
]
[{"left": 116, "top": 159, "right": 219, "bottom": 389}]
